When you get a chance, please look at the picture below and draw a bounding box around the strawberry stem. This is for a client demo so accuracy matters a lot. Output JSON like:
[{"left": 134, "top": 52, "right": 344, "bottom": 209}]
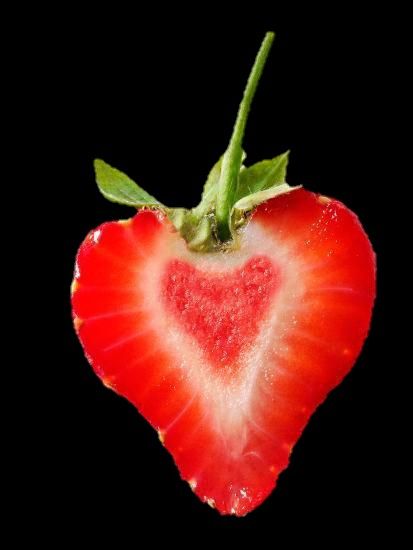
[
  {"left": 216, "top": 32, "right": 275, "bottom": 241},
  {"left": 94, "top": 32, "right": 295, "bottom": 253}
]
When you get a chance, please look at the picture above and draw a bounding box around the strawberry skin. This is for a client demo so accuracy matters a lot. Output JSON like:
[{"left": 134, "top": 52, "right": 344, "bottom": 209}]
[{"left": 71, "top": 189, "right": 375, "bottom": 516}]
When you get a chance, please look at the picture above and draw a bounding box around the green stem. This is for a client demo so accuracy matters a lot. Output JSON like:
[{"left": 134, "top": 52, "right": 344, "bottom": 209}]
[{"left": 215, "top": 32, "right": 275, "bottom": 241}]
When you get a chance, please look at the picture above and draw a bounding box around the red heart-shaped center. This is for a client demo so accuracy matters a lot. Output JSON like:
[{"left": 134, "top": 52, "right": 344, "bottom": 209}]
[{"left": 162, "top": 255, "right": 280, "bottom": 367}]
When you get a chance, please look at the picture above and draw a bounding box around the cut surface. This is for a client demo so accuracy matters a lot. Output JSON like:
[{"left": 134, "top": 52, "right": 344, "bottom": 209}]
[
  {"left": 72, "top": 189, "right": 376, "bottom": 516},
  {"left": 162, "top": 256, "right": 280, "bottom": 366}
]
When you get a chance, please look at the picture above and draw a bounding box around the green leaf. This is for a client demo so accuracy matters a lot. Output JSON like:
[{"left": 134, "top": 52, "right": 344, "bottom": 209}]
[
  {"left": 187, "top": 215, "right": 217, "bottom": 252},
  {"left": 167, "top": 208, "right": 217, "bottom": 252},
  {"left": 94, "top": 159, "right": 161, "bottom": 208},
  {"left": 167, "top": 207, "right": 188, "bottom": 231},
  {"left": 168, "top": 158, "right": 224, "bottom": 253},
  {"left": 192, "top": 156, "right": 223, "bottom": 218},
  {"left": 235, "top": 151, "right": 289, "bottom": 202},
  {"left": 231, "top": 182, "right": 300, "bottom": 231}
]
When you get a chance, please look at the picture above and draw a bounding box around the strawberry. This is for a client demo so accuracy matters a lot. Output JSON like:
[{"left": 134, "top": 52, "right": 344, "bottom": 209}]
[{"left": 71, "top": 32, "right": 375, "bottom": 516}]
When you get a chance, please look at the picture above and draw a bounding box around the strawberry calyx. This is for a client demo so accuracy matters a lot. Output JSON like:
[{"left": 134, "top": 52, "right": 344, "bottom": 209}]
[{"left": 94, "top": 32, "right": 299, "bottom": 252}]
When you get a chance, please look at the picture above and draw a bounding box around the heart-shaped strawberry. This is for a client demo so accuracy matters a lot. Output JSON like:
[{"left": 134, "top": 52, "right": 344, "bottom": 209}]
[{"left": 71, "top": 33, "right": 375, "bottom": 516}]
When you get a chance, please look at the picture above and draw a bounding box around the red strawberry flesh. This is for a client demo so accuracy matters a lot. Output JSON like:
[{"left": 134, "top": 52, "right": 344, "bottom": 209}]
[
  {"left": 72, "top": 189, "right": 375, "bottom": 515},
  {"left": 162, "top": 256, "right": 280, "bottom": 366}
]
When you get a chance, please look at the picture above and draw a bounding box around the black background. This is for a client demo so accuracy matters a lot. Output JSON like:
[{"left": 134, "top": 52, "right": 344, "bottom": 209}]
[{"left": 27, "top": 4, "right": 404, "bottom": 543}]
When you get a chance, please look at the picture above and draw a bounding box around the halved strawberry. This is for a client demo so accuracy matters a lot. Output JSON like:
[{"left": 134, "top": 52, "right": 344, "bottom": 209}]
[
  {"left": 72, "top": 189, "right": 374, "bottom": 515},
  {"left": 71, "top": 33, "right": 376, "bottom": 516}
]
